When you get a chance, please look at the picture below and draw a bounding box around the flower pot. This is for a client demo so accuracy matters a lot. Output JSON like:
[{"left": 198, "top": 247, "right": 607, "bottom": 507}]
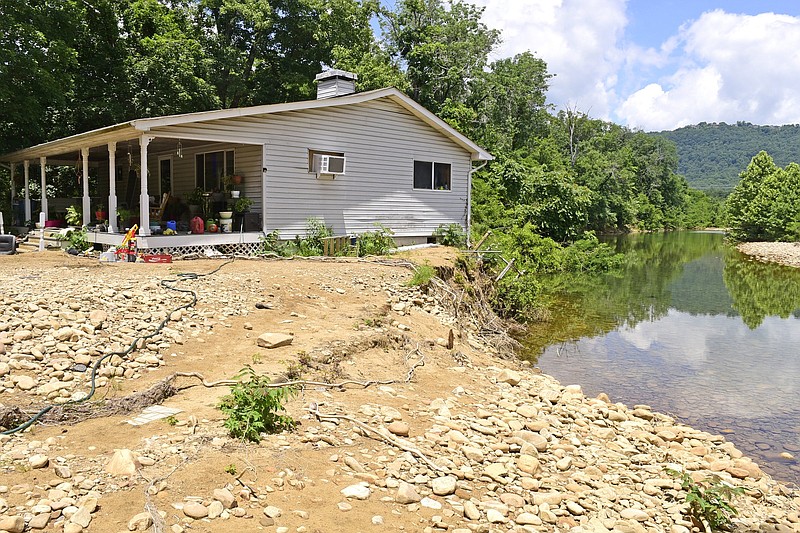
[
  {"left": 231, "top": 174, "right": 242, "bottom": 185},
  {"left": 95, "top": 210, "right": 107, "bottom": 221},
  {"left": 230, "top": 190, "right": 240, "bottom": 199},
  {"left": 219, "top": 211, "right": 233, "bottom": 219}
]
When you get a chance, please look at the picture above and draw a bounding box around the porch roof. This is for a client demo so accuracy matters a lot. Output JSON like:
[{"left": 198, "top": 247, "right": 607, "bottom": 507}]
[{"left": 1, "top": 88, "right": 493, "bottom": 163}]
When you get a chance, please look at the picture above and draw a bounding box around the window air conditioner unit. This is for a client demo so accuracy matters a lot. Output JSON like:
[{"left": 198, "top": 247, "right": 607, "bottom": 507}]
[{"left": 313, "top": 154, "right": 346, "bottom": 176}]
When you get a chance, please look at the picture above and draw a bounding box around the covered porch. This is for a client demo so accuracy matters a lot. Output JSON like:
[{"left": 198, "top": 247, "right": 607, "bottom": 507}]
[{"left": 4, "top": 122, "right": 268, "bottom": 254}]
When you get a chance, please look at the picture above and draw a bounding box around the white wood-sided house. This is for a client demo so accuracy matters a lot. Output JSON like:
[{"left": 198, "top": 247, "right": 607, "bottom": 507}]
[{"left": 2, "top": 71, "right": 492, "bottom": 255}]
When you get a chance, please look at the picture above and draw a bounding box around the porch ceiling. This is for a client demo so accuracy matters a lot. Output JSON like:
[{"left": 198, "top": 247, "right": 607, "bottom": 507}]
[{"left": 3, "top": 136, "right": 217, "bottom": 166}]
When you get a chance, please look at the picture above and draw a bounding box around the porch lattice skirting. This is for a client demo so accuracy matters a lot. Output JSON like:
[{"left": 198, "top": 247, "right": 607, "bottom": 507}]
[{"left": 102, "top": 241, "right": 264, "bottom": 257}]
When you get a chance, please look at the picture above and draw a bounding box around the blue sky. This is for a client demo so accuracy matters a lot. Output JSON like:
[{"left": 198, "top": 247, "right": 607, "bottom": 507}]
[{"left": 467, "top": 0, "right": 800, "bottom": 130}]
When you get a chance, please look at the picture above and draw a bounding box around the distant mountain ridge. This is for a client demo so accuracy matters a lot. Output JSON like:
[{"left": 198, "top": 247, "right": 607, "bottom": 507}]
[{"left": 654, "top": 122, "right": 800, "bottom": 192}]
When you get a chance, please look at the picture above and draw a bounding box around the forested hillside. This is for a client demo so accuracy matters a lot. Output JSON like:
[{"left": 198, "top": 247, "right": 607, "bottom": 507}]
[{"left": 656, "top": 122, "right": 800, "bottom": 192}]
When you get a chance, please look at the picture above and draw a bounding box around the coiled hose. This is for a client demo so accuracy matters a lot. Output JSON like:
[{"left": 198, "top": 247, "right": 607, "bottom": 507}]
[{"left": 1, "top": 259, "right": 234, "bottom": 435}]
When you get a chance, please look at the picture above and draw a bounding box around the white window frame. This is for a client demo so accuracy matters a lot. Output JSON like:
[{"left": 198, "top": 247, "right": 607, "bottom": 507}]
[
  {"left": 195, "top": 149, "right": 235, "bottom": 190},
  {"left": 413, "top": 160, "right": 452, "bottom": 191},
  {"left": 158, "top": 155, "right": 173, "bottom": 197}
]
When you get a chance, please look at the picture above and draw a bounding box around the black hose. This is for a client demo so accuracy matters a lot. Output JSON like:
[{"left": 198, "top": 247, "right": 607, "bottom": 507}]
[{"left": 1, "top": 259, "right": 234, "bottom": 435}]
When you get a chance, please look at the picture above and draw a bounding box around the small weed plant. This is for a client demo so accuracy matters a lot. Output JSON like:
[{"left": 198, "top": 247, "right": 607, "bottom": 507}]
[
  {"left": 357, "top": 224, "right": 396, "bottom": 256},
  {"left": 219, "top": 365, "right": 297, "bottom": 442},
  {"left": 667, "top": 468, "right": 745, "bottom": 532},
  {"left": 433, "top": 223, "right": 467, "bottom": 248},
  {"left": 407, "top": 264, "right": 436, "bottom": 287},
  {"left": 164, "top": 415, "right": 178, "bottom": 426},
  {"left": 224, "top": 463, "right": 238, "bottom": 475}
]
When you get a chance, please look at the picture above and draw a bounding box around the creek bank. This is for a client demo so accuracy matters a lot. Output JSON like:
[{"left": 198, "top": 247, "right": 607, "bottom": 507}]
[
  {"left": 737, "top": 241, "right": 800, "bottom": 268},
  {"left": 0, "top": 251, "right": 797, "bottom": 532}
]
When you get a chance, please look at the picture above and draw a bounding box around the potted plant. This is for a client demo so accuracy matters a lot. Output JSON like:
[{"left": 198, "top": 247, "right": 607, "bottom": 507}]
[
  {"left": 95, "top": 203, "right": 107, "bottom": 222},
  {"left": 187, "top": 188, "right": 205, "bottom": 216},
  {"left": 117, "top": 207, "right": 133, "bottom": 228},
  {"left": 233, "top": 196, "right": 253, "bottom": 214}
]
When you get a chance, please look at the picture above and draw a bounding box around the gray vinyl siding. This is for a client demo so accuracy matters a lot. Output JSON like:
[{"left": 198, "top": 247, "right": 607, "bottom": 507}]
[{"left": 150, "top": 98, "right": 472, "bottom": 239}]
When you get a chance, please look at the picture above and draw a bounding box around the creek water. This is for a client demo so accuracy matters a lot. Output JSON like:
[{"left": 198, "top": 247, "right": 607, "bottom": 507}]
[{"left": 523, "top": 231, "right": 800, "bottom": 486}]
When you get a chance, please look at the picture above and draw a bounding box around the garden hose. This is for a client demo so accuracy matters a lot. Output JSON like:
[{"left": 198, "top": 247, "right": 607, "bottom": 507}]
[{"left": 1, "top": 259, "right": 234, "bottom": 435}]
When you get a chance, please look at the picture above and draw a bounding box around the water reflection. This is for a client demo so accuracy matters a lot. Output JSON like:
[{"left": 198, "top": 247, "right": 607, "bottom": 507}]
[{"left": 527, "top": 231, "right": 800, "bottom": 485}]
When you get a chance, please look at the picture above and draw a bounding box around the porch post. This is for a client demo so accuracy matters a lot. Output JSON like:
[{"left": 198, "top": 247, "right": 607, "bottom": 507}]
[
  {"left": 39, "top": 157, "right": 48, "bottom": 220},
  {"left": 23, "top": 160, "right": 31, "bottom": 223},
  {"left": 108, "top": 142, "right": 117, "bottom": 233},
  {"left": 81, "top": 147, "right": 90, "bottom": 226},
  {"left": 139, "top": 135, "right": 153, "bottom": 235},
  {"left": 9, "top": 163, "right": 15, "bottom": 225}
]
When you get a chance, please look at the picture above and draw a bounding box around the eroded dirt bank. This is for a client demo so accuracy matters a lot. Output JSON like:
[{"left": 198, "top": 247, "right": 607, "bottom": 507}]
[{"left": 0, "top": 251, "right": 798, "bottom": 533}]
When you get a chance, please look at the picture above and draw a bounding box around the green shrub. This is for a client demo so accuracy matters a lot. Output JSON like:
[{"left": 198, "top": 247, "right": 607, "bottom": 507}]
[
  {"left": 219, "top": 366, "right": 297, "bottom": 442},
  {"left": 296, "top": 217, "right": 333, "bottom": 256},
  {"left": 260, "top": 230, "right": 290, "bottom": 256},
  {"left": 433, "top": 223, "right": 467, "bottom": 248},
  {"left": 357, "top": 224, "right": 395, "bottom": 256},
  {"left": 407, "top": 264, "right": 436, "bottom": 287},
  {"left": 560, "top": 233, "right": 624, "bottom": 272},
  {"left": 667, "top": 469, "right": 744, "bottom": 531},
  {"left": 493, "top": 273, "right": 546, "bottom": 320}
]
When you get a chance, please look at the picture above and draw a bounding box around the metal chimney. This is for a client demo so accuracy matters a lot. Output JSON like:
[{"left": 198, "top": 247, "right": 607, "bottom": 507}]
[{"left": 315, "top": 69, "right": 358, "bottom": 99}]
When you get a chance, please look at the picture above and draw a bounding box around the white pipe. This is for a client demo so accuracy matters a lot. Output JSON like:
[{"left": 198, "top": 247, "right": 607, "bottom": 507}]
[
  {"left": 39, "top": 157, "right": 47, "bottom": 220},
  {"left": 466, "top": 160, "right": 488, "bottom": 248},
  {"left": 0, "top": 211, "right": 4, "bottom": 234},
  {"left": 23, "top": 160, "right": 31, "bottom": 223},
  {"left": 108, "top": 142, "right": 117, "bottom": 233}
]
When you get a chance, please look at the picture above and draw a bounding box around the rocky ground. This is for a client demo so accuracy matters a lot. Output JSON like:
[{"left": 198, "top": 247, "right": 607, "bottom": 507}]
[
  {"left": 0, "top": 250, "right": 798, "bottom": 533},
  {"left": 737, "top": 242, "right": 800, "bottom": 268}
]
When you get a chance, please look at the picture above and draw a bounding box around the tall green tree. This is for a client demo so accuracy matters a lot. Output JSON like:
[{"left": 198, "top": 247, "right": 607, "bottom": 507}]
[
  {"left": 726, "top": 151, "right": 800, "bottom": 241},
  {"left": 383, "top": 0, "right": 499, "bottom": 114},
  {"left": 0, "top": 0, "right": 78, "bottom": 153}
]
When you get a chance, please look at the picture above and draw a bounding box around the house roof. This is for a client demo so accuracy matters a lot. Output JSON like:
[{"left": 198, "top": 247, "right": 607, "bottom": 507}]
[{"left": 2, "top": 88, "right": 492, "bottom": 163}]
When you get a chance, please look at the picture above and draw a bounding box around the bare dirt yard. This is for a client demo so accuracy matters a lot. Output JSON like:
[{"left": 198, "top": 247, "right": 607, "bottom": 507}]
[{"left": 0, "top": 249, "right": 798, "bottom": 533}]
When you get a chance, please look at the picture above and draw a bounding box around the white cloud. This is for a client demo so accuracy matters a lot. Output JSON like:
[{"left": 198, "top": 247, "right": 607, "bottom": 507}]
[
  {"left": 618, "top": 10, "right": 800, "bottom": 130},
  {"left": 473, "top": 0, "right": 629, "bottom": 119}
]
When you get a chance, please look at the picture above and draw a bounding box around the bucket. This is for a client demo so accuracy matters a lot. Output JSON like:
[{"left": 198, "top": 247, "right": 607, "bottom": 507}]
[
  {"left": 166, "top": 220, "right": 177, "bottom": 231},
  {"left": 220, "top": 217, "right": 233, "bottom": 233}
]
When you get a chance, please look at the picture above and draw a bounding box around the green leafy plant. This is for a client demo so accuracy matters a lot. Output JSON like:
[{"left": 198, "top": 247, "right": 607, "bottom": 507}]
[
  {"left": 219, "top": 365, "right": 297, "bottom": 442},
  {"left": 667, "top": 469, "right": 745, "bottom": 532},
  {"left": 356, "top": 224, "right": 396, "bottom": 256},
  {"left": 295, "top": 217, "right": 333, "bottom": 256},
  {"left": 407, "top": 263, "right": 436, "bottom": 287},
  {"left": 251, "top": 352, "right": 262, "bottom": 364},
  {"left": 164, "top": 415, "right": 178, "bottom": 426},
  {"left": 186, "top": 188, "right": 205, "bottom": 205},
  {"left": 224, "top": 463, "right": 238, "bottom": 475},
  {"left": 433, "top": 223, "right": 467, "bottom": 248},
  {"left": 233, "top": 196, "right": 253, "bottom": 213},
  {"left": 65, "top": 205, "right": 82, "bottom": 226},
  {"left": 260, "top": 230, "right": 291, "bottom": 257}
]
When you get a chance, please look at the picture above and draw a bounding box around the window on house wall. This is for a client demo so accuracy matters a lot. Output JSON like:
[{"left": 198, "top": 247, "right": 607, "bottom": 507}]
[
  {"left": 195, "top": 150, "right": 234, "bottom": 190},
  {"left": 413, "top": 160, "right": 451, "bottom": 190},
  {"left": 159, "top": 157, "right": 172, "bottom": 197}
]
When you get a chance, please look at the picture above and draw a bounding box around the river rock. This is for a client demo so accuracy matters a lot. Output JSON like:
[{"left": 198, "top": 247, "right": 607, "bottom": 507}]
[
  {"left": 257, "top": 332, "right": 294, "bottom": 348},
  {"left": 105, "top": 449, "right": 140, "bottom": 476},
  {"left": 431, "top": 475, "right": 457, "bottom": 496},
  {"left": 263, "top": 506, "right": 282, "bottom": 518},
  {"left": 396, "top": 482, "right": 421, "bottom": 504},
  {"left": 183, "top": 502, "right": 209, "bottom": 519},
  {"left": 127, "top": 512, "right": 153, "bottom": 531},
  {"left": 341, "top": 483, "right": 370, "bottom": 500},
  {"left": 0, "top": 515, "right": 24, "bottom": 533},
  {"left": 28, "top": 512, "right": 50, "bottom": 530},
  {"left": 213, "top": 488, "right": 236, "bottom": 509},
  {"left": 387, "top": 421, "right": 410, "bottom": 436},
  {"left": 496, "top": 369, "right": 521, "bottom": 386},
  {"left": 28, "top": 454, "right": 49, "bottom": 469}
]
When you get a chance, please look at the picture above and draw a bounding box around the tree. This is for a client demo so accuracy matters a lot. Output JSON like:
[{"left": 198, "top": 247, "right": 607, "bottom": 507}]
[
  {"left": 726, "top": 151, "right": 800, "bottom": 241},
  {"left": 383, "top": 0, "right": 499, "bottom": 114},
  {"left": 0, "top": 0, "right": 77, "bottom": 153}
]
